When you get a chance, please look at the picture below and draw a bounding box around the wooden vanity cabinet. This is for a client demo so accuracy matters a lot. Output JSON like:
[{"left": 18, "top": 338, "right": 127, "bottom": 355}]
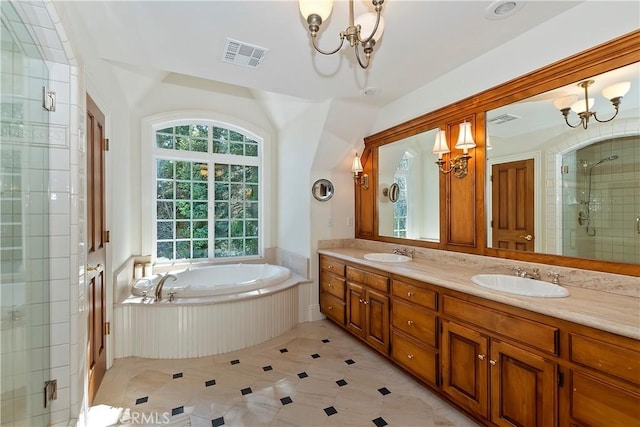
[
  {"left": 319, "top": 255, "right": 346, "bottom": 325},
  {"left": 441, "top": 295, "right": 558, "bottom": 426},
  {"left": 390, "top": 277, "right": 439, "bottom": 387},
  {"left": 345, "top": 265, "right": 390, "bottom": 354}
]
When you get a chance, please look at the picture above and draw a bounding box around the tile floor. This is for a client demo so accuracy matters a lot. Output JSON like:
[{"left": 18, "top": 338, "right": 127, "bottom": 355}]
[{"left": 89, "top": 320, "right": 479, "bottom": 426}]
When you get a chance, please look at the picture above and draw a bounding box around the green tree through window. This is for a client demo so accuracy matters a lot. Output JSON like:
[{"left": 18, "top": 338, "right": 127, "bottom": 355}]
[{"left": 154, "top": 123, "right": 260, "bottom": 261}]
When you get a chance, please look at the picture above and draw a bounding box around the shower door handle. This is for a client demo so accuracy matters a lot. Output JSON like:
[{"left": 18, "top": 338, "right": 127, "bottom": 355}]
[{"left": 636, "top": 217, "right": 640, "bottom": 234}]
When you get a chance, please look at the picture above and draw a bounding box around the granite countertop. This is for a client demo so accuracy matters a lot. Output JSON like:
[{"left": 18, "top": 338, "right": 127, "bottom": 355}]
[{"left": 318, "top": 247, "right": 640, "bottom": 341}]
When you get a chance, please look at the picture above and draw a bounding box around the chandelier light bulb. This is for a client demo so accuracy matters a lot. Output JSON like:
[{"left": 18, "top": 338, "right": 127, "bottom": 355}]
[
  {"left": 299, "top": 0, "right": 334, "bottom": 21},
  {"left": 602, "top": 81, "right": 631, "bottom": 101},
  {"left": 355, "top": 13, "right": 385, "bottom": 42},
  {"left": 553, "top": 95, "right": 578, "bottom": 111}
]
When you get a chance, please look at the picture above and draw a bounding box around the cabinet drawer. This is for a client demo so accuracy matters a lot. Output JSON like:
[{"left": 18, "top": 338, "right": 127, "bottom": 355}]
[
  {"left": 320, "top": 272, "right": 346, "bottom": 300},
  {"left": 569, "top": 333, "right": 640, "bottom": 385},
  {"left": 392, "top": 280, "right": 437, "bottom": 310},
  {"left": 392, "top": 299, "right": 437, "bottom": 348},
  {"left": 570, "top": 370, "right": 640, "bottom": 426},
  {"left": 442, "top": 295, "right": 558, "bottom": 355},
  {"left": 346, "top": 266, "right": 388, "bottom": 293},
  {"left": 320, "top": 256, "right": 345, "bottom": 276},
  {"left": 391, "top": 331, "right": 438, "bottom": 386},
  {"left": 320, "top": 292, "right": 345, "bottom": 325}
]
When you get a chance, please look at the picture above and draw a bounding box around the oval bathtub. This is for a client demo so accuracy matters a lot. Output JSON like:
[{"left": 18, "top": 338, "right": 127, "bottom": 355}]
[{"left": 114, "top": 263, "right": 309, "bottom": 359}]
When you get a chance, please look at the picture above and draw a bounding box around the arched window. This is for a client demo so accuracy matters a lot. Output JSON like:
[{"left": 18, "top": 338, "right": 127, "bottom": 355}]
[{"left": 151, "top": 121, "right": 262, "bottom": 262}]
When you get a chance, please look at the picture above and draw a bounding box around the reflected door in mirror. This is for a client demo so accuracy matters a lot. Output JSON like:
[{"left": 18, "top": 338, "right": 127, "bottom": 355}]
[{"left": 492, "top": 159, "right": 534, "bottom": 251}]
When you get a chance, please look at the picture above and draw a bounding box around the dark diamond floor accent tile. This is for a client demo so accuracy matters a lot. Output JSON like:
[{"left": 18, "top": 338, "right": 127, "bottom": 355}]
[
  {"left": 372, "top": 417, "right": 388, "bottom": 427},
  {"left": 280, "top": 396, "right": 293, "bottom": 405},
  {"left": 212, "top": 417, "right": 225, "bottom": 427},
  {"left": 241, "top": 387, "right": 253, "bottom": 396},
  {"left": 172, "top": 406, "right": 184, "bottom": 416},
  {"left": 205, "top": 379, "right": 216, "bottom": 387},
  {"left": 297, "top": 372, "right": 308, "bottom": 379},
  {"left": 324, "top": 406, "right": 338, "bottom": 416},
  {"left": 336, "top": 379, "right": 348, "bottom": 387},
  {"left": 230, "top": 359, "right": 240, "bottom": 365},
  {"left": 172, "top": 372, "right": 183, "bottom": 379},
  {"left": 263, "top": 365, "right": 273, "bottom": 372},
  {"left": 378, "top": 387, "right": 391, "bottom": 396},
  {"left": 279, "top": 348, "right": 288, "bottom": 353},
  {"left": 311, "top": 353, "right": 320, "bottom": 359},
  {"left": 135, "top": 396, "right": 148, "bottom": 405},
  {"left": 322, "top": 338, "right": 330, "bottom": 343},
  {"left": 345, "top": 359, "right": 356, "bottom": 365}
]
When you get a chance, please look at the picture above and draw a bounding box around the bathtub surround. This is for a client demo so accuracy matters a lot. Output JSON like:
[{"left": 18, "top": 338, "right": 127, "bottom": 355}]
[{"left": 90, "top": 320, "right": 478, "bottom": 427}]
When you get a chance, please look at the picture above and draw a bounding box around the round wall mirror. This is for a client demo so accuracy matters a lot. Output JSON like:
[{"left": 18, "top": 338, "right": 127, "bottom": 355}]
[{"left": 312, "top": 179, "right": 334, "bottom": 201}]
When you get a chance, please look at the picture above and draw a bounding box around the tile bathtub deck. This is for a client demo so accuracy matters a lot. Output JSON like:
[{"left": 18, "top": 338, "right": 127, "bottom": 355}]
[{"left": 89, "top": 320, "right": 479, "bottom": 427}]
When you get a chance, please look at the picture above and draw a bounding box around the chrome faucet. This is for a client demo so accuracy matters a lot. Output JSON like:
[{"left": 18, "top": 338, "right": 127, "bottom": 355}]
[
  {"left": 392, "top": 247, "right": 414, "bottom": 258},
  {"left": 155, "top": 273, "right": 177, "bottom": 301},
  {"left": 512, "top": 267, "right": 540, "bottom": 280}
]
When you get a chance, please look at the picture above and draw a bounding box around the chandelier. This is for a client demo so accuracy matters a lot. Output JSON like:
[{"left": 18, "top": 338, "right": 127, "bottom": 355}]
[
  {"left": 299, "top": 0, "right": 385, "bottom": 69},
  {"left": 553, "top": 79, "right": 630, "bottom": 129}
]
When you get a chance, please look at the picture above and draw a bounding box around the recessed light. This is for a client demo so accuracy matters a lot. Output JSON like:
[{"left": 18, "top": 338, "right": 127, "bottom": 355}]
[{"left": 485, "top": 1, "right": 524, "bottom": 20}]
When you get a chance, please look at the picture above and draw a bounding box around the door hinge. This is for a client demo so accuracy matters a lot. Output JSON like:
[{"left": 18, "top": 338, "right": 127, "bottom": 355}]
[
  {"left": 103, "top": 230, "right": 110, "bottom": 243},
  {"left": 44, "top": 379, "right": 57, "bottom": 408},
  {"left": 557, "top": 371, "right": 564, "bottom": 387},
  {"left": 560, "top": 165, "right": 569, "bottom": 174},
  {"left": 490, "top": 174, "right": 493, "bottom": 182},
  {"left": 43, "top": 87, "right": 56, "bottom": 112},
  {"left": 490, "top": 220, "right": 494, "bottom": 228},
  {"left": 104, "top": 321, "right": 111, "bottom": 335},
  {"left": 104, "top": 138, "right": 110, "bottom": 151}
]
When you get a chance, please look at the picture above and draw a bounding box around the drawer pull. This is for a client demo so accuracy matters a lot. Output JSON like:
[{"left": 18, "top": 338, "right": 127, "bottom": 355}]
[
  {"left": 477, "top": 354, "right": 485, "bottom": 360},
  {"left": 489, "top": 359, "right": 497, "bottom": 366},
  {"left": 407, "top": 292, "right": 414, "bottom": 297},
  {"left": 407, "top": 354, "right": 414, "bottom": 360},
  {"left": 407, "top": 320, "right": 414, "bottom": 326},
  {"left": 359, "top": 298, "right": 364, "bottom": 303}
]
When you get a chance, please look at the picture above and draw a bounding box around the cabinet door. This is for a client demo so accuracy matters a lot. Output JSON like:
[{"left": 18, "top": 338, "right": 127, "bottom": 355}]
[
  {"left": 441, "top": 320, "right": 489, "bottom": 418},
  {"left": 365, "top": 288, "right": 389, "bottom": 354},
  {"left": 346, "top": 282, "right": 365, "bottom": 338},
  {"left": 490, "top": 340, "right": 557, "bottom": 427}
]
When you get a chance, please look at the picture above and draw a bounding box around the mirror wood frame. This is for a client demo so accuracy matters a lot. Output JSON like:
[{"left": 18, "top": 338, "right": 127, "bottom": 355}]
[{"left": 355, "top": 30, "right": 640, "bottom": 276}]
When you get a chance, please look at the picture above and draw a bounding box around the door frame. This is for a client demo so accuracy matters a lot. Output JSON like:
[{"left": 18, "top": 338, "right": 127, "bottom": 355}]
[{"left": 486, "top": 151, "right": 541, "bottom": 252}]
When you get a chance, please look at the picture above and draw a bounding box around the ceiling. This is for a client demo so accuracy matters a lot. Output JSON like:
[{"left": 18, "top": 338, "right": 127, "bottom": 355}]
[{"left": 56, "top": 1, "right": 584, "bottom": 121}]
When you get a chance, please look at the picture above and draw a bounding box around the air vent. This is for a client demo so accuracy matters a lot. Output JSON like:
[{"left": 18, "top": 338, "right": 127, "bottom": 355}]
[
  {"left": 222, "top": 38, "right": 268, "bottom": 69},
  {"left": 487, "top": 113, "right": 521, "bottom": 124}
]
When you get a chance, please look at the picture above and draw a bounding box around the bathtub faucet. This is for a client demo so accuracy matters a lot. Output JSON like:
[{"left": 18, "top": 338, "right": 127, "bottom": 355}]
[{"left": 155, "top": 273, "right": 177, "bottom": 302}]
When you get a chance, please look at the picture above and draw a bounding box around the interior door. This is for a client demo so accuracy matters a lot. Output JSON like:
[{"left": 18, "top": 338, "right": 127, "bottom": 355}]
[
  {"left": 491, "top": 159, "right": 535, "bottom": 251},
  {"left": 86, "top": 95, "right": 107, "bottom": 403}
]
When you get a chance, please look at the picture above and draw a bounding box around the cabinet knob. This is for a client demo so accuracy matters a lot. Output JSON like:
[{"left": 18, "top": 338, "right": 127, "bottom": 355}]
[
  {"left": 407, "top": 292, "right": 414, "bottom": 297},
  {"left": 359, "top": 299, "right": 364, "bottom": 303},
  {"left": 477, "top": 354, "right": 485, "bottom": 360},
  {"left": 489, "top": 359, "right": 497, "bottom": 366},
  {"left": 328, "top": 265, "right": 333, "bottom": 269},
  {"left": 328, "top": 283, "right": 333, "bottom": 288},
  {"left": 407, "top": 320, "right": 414, "bottom": 326},
  {"left": 327, "top": 306, "right": 333, "bottom": 310},
  {"left": 363, "top": 300, "right": 369, "bottom": 305},
  {"left": 407, "top": 354, "right": 414, "bottom": 360}
]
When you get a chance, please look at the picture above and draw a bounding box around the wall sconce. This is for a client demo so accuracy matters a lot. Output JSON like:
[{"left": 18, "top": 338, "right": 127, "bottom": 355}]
[
  {"left": 553, "top": 79, "right": 630, "bottom": 129},
  {"left": 432, "top": 122, "right": 476, "bottom": 179},
  {"left": 352, "top": 153, "right": 369, "bottom": 189}
]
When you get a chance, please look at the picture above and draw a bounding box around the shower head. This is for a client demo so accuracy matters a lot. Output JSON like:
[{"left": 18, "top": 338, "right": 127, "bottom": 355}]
[{"left": 590, "top": 154, "right": 619, "bottom": 169}]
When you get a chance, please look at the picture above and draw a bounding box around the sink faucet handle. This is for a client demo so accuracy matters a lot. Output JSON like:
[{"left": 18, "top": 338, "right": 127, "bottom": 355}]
[
  {"left": 547, "top": 271, "right": 561, "bottom": 284},
  {"left": 512, "top": 267, "right": 523, "bottom": 276}
]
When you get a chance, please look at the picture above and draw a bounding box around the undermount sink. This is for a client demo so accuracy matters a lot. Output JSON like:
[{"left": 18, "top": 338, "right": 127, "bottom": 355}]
[
  {"left": 364, "top": 253, "right": 412, "bottom": 263},
  {"left": 471, "top": 274, "right": 569, "bottom": 298}
]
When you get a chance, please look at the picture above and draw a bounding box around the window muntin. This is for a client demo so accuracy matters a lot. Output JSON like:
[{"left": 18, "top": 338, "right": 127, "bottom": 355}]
[{"left": 153, "top": 122, "right": 261, "bottom": 262}]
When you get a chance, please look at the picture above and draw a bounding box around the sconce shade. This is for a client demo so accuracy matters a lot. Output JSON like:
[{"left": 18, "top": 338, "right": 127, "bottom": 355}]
[
  {"left": 486, "top": 135, "right": 493, "bottom": 150},
  {"left": 553, "top": 95, "right": 578, "bottom": 111},
  {"left": 570, "top": 98, "right": 594, "bottom": 114},
  {"left": 602, "top": 81, "right": 630, "bottom": 100},
  {"left": 355, "top": 13, "right": 385, "bottom": 42},
  {"left": 299, "top": 0, "right": 333, "bottom": 20},
  {"left": 455, "top": 122, "right": 476, "bottom": 153},
  {"left": 432, "top": 129, "right": 450, "bottom": 158},
  {"left": 352, "top": 153, "right": 364, "bottom": 174}
]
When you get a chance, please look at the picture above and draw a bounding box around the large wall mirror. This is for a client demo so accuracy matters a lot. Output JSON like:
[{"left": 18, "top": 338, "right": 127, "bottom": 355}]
[
  {"left": 359, "top": 30, "right": 639, "bottom": 275},
  {"left": 378, "top": 128, "right": 440, "bottom": 242},
  {"left": 486, "top": 62, "right": 639, "bottom": 265}
]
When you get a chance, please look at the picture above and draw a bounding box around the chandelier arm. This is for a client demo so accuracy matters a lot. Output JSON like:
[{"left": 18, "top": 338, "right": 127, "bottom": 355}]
[
  {"left": 593, "top": 106, "right": 620, "bottom": 124},
  {"left": 354, "top": 44, "right": 371, "bottom": 69},
  {"left": 311, "top": 33, "right": 347, "bottom": 56},
  {"left": 561, "top": 111, "right": 583, "bottom": 129},
  {"left": 358, "top": 10, "right": 382, "bottom": 44}
]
